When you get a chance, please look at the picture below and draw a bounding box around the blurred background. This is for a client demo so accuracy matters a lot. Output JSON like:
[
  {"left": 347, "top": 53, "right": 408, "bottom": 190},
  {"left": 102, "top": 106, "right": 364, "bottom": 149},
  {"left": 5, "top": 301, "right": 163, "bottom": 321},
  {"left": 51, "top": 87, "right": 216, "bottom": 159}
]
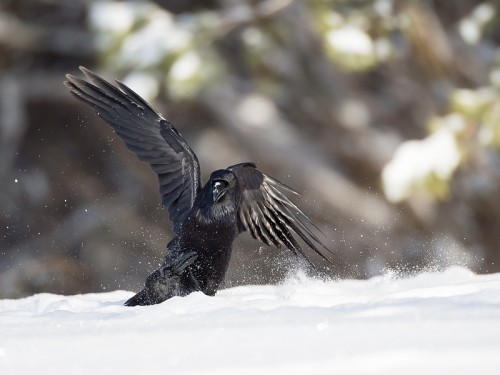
[{"left": 1, "top": 0, "right": 499, "bottom": 298}]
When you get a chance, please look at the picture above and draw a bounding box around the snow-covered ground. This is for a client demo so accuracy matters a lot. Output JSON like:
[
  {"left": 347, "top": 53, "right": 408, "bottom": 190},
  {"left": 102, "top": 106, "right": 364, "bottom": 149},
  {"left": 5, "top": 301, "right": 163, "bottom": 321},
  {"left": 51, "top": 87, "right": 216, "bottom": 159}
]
[{"left": 1, "top": 266, "right": 499, "bottom": 374}]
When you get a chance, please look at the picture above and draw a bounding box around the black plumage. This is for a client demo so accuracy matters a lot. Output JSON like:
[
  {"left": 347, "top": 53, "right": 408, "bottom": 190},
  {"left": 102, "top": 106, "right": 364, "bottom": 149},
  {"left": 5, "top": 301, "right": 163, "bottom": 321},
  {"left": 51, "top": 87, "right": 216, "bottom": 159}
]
[{"left": 64, "top": 67, "right": 332, "bottom": 306}]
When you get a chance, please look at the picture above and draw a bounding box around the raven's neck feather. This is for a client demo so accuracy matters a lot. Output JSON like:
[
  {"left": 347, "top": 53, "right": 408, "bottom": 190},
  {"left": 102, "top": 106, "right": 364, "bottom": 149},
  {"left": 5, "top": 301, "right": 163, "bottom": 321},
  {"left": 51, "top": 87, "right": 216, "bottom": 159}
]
[{"left": 195, "top": 200, "right": 237, "bottom": 227}]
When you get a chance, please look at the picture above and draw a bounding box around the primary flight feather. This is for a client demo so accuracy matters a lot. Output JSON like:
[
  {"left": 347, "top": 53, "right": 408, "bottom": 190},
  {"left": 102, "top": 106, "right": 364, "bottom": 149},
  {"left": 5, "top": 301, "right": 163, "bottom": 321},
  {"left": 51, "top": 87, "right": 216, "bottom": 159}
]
[{"left": 65, "top": 67, "right": 332, "bottom": 306}]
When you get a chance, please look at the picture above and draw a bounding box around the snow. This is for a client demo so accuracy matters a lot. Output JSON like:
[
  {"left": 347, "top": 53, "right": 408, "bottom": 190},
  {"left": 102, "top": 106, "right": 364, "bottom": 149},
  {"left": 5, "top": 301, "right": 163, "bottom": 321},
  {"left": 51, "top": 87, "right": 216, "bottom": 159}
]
[
  {"left": 169, "top": 51, "right": 203, "bottom": 82},
  {"left": 458, "top": 3, "right": 495, "bottom": 45},
  {"left": 326, "top": 26, "right": 374, "bottom": 56},
  {"left": 382, "top": 124, "right": 462, "bottom": 202},
  {"left": 121, "top": 71, "right": 159, "bottom": 103},
  {"left": 89, "top": 2, "right": 192, "bottom": 69},
  {"left": 1, "top": 266, "right": 500, "bottom": 374}
]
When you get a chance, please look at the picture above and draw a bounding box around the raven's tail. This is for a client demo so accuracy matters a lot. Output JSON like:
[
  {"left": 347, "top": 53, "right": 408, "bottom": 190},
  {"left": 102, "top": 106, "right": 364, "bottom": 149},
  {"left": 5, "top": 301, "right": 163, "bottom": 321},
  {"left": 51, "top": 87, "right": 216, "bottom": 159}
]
[{"left": 124, "top": 288, "right": 151, "bottom": 307}]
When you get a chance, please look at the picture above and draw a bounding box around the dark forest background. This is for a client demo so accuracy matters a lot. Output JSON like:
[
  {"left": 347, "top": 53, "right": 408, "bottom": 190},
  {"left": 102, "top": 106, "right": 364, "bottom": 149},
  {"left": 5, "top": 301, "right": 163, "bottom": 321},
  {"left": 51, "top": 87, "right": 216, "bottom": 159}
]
[{"left": 1, "top": 0, "right": 499, "bottom": 298}]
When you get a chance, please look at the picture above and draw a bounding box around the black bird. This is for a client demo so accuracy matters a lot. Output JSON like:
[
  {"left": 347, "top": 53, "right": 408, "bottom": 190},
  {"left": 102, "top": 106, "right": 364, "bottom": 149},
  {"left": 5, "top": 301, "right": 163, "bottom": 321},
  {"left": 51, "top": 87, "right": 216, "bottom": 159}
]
[{"left": 64, "top": 67, "right": 332, "bottom": 306}]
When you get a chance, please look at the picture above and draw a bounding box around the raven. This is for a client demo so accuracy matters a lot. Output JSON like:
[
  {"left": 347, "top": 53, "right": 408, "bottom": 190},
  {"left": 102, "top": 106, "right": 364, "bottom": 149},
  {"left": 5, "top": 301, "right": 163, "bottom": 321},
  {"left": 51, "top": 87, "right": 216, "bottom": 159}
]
[{"left": 64, "top": 67, "right": 332, "bottom": 306}]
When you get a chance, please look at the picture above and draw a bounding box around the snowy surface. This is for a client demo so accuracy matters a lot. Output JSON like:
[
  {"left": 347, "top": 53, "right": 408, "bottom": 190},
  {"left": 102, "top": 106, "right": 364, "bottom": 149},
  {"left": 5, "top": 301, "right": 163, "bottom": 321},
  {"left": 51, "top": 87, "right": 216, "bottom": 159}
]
[{"left": 1, "top": 266, "right": 500, "bottom": 374}]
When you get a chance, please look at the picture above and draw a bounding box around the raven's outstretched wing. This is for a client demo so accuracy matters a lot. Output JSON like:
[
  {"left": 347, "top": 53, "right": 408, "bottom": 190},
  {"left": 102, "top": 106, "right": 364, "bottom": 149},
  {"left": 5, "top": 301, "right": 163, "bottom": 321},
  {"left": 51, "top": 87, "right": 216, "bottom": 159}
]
[
  {"left": 64, "top": 67, "right": 201, "bottom": 234},
  {"left": 228, "top": 163, "right": 333, "bottom": 266}
]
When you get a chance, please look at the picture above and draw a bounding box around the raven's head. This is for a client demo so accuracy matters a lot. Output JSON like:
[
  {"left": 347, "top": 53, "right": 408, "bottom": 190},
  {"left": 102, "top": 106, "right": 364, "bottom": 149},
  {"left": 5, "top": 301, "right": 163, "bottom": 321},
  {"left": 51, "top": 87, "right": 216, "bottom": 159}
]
[
  {"left": 194, "top": 169, "right": 241, "bottom": 225},
  {"left": 209, "top": 169, "right": 239, "bottom": 204}
]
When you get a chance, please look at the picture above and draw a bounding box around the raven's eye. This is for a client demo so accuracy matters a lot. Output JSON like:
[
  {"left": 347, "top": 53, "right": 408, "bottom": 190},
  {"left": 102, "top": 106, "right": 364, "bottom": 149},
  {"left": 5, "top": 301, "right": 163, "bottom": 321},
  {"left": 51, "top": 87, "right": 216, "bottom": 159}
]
[{"left": 213, "top": 180, "right": 228, "bottom": 188}]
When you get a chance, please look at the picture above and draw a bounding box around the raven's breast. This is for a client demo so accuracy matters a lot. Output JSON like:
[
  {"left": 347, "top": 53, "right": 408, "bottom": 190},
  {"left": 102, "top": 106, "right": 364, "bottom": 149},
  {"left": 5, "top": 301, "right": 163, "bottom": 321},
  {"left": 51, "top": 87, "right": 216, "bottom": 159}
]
[{"left": 179, "top": 215, "right": 238, "bottom": 295}]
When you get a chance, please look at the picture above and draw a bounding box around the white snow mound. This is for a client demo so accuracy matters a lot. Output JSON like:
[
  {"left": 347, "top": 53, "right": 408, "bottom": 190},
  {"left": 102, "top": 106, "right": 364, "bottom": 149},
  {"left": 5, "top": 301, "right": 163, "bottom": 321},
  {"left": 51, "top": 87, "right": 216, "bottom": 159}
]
[{"left": 1, "top": 266, "right": 500, "bottom": 374}]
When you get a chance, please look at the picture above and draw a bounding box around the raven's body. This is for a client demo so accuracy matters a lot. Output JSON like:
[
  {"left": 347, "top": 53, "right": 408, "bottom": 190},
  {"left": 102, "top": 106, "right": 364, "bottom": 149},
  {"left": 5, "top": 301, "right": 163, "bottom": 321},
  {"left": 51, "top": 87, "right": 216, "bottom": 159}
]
[
  {"left": 65, "top": 67, "right": 332, "bottom": 306},
  {"left": 177, "top": 174, "right": 240, "bottom": 296}
]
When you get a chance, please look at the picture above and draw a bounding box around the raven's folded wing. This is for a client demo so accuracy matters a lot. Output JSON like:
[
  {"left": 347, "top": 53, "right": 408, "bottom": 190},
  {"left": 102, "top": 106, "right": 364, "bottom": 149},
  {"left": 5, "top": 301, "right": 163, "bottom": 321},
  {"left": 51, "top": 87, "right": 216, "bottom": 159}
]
[
  {"left": 228, "top": 163, "right": 333, "bottom": 266},
  {"left": 64, "top": 67, "right": 201, "bottom": 234}
]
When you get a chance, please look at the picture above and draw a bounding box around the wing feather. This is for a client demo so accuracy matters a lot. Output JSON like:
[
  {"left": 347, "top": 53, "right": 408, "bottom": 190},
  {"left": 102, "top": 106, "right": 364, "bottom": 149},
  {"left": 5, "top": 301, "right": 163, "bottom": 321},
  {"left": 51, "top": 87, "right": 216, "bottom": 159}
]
[
  {"left": 228, "top": 163, "right": 333, "bottom": 267},
  {"left": 65, "top": 67, "right": 201, "bottom": 233}
]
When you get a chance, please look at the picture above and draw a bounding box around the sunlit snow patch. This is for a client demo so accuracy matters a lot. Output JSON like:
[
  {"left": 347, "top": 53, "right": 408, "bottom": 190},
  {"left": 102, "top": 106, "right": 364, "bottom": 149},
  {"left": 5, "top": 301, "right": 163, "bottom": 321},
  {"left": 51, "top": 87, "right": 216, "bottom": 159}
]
[
  {"left": 1, "top": 267, "right": 500, "bottom": 374},
  {"left": 382, "top": 120, "right": 462, "bottom": 203}
]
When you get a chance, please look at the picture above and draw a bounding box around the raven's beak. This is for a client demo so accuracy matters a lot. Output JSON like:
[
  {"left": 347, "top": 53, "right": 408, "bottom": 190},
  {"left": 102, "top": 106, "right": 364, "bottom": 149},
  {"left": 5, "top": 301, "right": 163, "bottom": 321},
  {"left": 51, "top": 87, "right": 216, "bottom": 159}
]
[{"left": 213, "top": 182, "right": 228, "bottom": 202}]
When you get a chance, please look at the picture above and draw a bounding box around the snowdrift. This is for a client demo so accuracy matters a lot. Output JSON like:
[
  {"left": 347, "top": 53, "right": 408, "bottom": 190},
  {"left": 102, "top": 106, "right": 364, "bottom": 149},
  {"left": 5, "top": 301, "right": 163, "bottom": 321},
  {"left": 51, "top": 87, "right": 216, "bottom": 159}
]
[{"left": 1, "top": 266, "right": 499, "bottom": 374}]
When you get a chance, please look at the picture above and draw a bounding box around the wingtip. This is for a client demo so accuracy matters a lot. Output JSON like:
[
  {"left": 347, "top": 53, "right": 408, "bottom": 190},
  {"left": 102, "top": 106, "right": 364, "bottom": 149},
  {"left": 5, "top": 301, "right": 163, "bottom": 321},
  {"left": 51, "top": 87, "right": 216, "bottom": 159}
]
[
  {"left": 64, "top": 67, "right": 92, "bottom": 81},
  {"left": 64, "top": 73, "right": 80, "bottom": 86},
  {"left": 63, "top": 74, "right": 88, "bottom": 92},
  {"left": 62, "top": 80, "right": 72, "bottom": 89},
  {"left": 79, "top": 66, "right": 96, "bottom": 80}
]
